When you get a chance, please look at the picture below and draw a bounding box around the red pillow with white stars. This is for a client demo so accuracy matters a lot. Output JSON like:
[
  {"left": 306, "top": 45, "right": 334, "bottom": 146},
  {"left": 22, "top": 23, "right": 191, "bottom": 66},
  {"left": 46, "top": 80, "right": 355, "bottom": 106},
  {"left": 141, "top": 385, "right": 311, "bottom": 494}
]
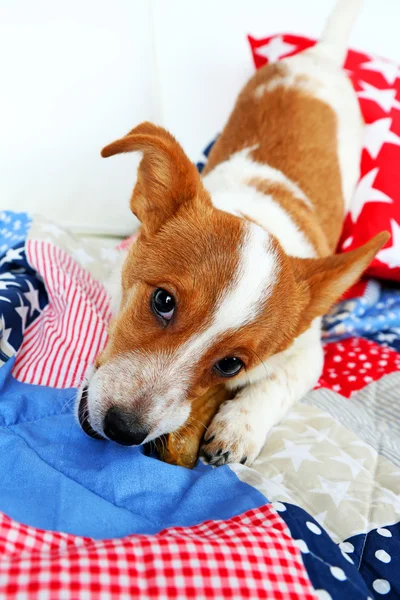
[{"left": 248, "top": 34, "right": 400, "bottom": 283}]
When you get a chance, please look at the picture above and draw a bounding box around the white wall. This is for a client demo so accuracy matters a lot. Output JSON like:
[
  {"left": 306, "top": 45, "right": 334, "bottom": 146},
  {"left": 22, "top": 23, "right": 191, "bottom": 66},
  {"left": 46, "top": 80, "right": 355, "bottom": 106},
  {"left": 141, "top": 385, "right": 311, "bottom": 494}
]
[
  {"left": 0, "top": 0, "right": 156, "bottom": 234},
  {"left": 154, "top": 0, "right": 400, "bottom": 161},
  {"left": 0, "top": 0, "right": 398, "bottom": 235}
]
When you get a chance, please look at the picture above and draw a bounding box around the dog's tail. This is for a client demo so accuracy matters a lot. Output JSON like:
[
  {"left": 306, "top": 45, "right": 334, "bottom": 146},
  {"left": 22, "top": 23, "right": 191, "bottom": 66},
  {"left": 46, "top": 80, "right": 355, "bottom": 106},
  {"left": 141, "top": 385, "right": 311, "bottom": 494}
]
[{"left": 312, "top": 0, "right": 363, "bottom": 66}]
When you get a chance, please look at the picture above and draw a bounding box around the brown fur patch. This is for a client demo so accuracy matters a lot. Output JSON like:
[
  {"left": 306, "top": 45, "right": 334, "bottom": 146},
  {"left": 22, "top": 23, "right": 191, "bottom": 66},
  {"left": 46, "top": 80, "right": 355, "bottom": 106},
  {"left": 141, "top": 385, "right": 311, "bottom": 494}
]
[
  {"left": 102, "top": 122, "right": 211, "bottom": 237},
  {"left": 203, "top": 63, "right": 344, "bottom": 251},
  {"left": 97, "top": 62, "right": 388, "bottom": 428},
  {"left": 248, "top": 178, "right": 331, "bottom": 257}
]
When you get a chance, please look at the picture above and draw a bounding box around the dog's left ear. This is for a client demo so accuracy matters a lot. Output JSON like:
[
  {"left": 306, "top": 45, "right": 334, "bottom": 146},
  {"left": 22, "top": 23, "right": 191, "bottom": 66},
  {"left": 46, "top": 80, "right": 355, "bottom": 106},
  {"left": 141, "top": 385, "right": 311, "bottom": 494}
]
[
  {"left": 101, "top": 122, "right": 209, "bottom": 236},
  {"left": 292, "top": 231, "right": 389, "bottom": 323}
]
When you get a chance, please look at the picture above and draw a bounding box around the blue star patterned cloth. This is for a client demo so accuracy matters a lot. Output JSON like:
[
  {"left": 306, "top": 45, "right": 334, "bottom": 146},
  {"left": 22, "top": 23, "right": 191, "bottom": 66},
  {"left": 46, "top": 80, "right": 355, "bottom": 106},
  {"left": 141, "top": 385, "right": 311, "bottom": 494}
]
[
  {"left": 322, "top": 279, "right": 400, "bottom": 349},
  {"left": 0, "top": 211, "right": 47, "bottom": 364}
]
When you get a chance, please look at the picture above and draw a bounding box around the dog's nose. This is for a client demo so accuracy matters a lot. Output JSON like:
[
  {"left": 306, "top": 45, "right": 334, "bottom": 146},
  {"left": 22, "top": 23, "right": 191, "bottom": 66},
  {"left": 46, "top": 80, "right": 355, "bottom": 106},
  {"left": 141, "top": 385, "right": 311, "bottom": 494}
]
[{"left": 103, "top": 408, "right": 149, "bottom": 446}]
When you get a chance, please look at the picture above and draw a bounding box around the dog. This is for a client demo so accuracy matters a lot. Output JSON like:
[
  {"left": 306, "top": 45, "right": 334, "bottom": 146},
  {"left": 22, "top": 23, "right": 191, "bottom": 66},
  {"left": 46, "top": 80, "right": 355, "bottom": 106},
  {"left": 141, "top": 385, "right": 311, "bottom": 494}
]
[{"left": 77, "top": 0, "right": 388, "bottom": 467}]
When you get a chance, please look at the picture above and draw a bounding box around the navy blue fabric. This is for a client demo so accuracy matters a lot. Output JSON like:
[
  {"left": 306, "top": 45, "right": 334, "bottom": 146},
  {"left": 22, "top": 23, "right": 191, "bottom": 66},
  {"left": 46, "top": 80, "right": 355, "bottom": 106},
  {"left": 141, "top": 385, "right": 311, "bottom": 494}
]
[
  {"left": 196, "top": 136, "right": 217, "bottom": 172},
  {"left": 0, "top": 242, "right": 48, "bottom": 363},
  {"left": 278, "top": 502, "right": 375, "bottom": 599},
  {"left": 344, "top": 523, "right": 400, "bottom": 599},
  {"left": 0, "top": 211, "right": 47, "bottom": 364}
]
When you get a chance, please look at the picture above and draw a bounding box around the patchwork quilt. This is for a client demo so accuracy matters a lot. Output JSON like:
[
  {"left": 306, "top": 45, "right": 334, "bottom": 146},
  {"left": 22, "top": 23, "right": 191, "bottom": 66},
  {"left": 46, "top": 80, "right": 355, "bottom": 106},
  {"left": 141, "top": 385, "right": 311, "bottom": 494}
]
[
  {"left": 0, "top": 209, "right": 399, "bottom": 600},
  {"left": 2, "top": 37, "right": 400, "bottom": 600}
]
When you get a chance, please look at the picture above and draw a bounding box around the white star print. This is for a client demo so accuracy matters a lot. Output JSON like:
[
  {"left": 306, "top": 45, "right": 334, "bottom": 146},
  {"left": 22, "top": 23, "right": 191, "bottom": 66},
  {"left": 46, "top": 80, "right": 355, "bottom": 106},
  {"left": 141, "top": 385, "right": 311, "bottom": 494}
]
[
  {"left": 350, "top": 440, "right": 378, "bottom": 458},
  {"left": 14, "top": 293, "right": 29, "bottom": 333},
  {"left": 299, "top": 424, "right": 335, "bottom": 444},
  {"left": 23, "top": 280, "right": 40, "bottom": 317},
  {"left": 313, "top": 510, "right": 328, "bottom": 528},
  {"left": 40, "top": 223, "right": 64, "bottom": 238},
  {"left": 350, "top": 168, "right": 392, "bottom": 222},
  {"left": 373, "top": 487, "right": 400, "bottom": 512},
  {"left": 310, "top": 476, "right": 359, "bottom": 508},
  {"left": 255, "top": 36, "right": 297, "bottom": 63},
  {"left": 358, "top": 81, "right": 400, "bottom": 113},
  {"left": 262, "top": 472, "right": 292, "bottom": 499},
  {"left": 0, "top": 280, "right": 20, "bottom": 290},
  {"left": 0, "top": 247, "right": 24, "bottom": 267},
  {"left": 356, "top": 513, "right": 380, "bottom": 533},
  {"left": 331, "top": 449, "right": 366, "bottom": 478},
  {"left": 72, "top": 248, "right": 95, "bottom": 266},
  {"left": 283, "top": 411, "right": 311, "bottom": 423},
  {"left": 359, "top": 57, "right": 400, "bottom": 85},
  {"left": 377, "top": 219, "right": 400, "bottom": 268},
  {"left": 271, "top": 439, "right": 320, "bottom": 472},
  {"left": 364, "top": 118, "right": 400, "bottom": 159},
  {"left": 0, "top": 315, "right": 14, "bottom": 359}
]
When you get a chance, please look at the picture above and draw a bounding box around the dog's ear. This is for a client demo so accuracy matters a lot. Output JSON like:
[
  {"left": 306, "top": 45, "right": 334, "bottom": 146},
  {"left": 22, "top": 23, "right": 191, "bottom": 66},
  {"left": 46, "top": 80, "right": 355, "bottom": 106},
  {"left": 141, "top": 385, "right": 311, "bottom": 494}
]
[
  {"left": 292, "top": 231, "right": 389, "bottom": 324},
  {"left": 101, "top": 122, "right": 209, "bottom": 236}
]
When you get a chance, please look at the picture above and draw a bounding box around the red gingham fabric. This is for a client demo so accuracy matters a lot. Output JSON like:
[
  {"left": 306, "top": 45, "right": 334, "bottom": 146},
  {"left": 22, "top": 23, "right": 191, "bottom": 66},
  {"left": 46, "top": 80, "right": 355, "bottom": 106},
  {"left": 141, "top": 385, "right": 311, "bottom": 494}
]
[
  {"left": 0, "top": 505, "right": 316, "bottom": 600},
  {"left": 248, "top": 34, "right": 400, "bottom": 282}
]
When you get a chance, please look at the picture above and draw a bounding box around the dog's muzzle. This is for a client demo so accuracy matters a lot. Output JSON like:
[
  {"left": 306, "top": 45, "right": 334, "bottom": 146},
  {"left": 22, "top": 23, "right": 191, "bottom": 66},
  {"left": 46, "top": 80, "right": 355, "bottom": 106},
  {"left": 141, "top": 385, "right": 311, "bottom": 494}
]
[{"left": 78, "top": 385, "right": 104, "bottom": 440}]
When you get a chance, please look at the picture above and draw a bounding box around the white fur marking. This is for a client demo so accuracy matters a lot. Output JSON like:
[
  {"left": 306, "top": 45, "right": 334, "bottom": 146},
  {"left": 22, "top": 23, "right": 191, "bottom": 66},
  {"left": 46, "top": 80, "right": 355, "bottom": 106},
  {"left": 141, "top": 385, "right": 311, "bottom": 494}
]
[
  {"left": 254, "top": 74, "right": 316, "bottom": 99},
  {"left": 180, "top": 221, "right": 278, "bottom": 359},
  {"left": 203, "top": 149, "right": 316, "bottom": 259},
  {"left": 204, "top": 147, "right": 313, "bottom": 209},
  {"left": 203, "top": 319, "right": 324, "bottom": 465},
  {"left": 83, "top": 221, "right": 279, "bottom": 440}
]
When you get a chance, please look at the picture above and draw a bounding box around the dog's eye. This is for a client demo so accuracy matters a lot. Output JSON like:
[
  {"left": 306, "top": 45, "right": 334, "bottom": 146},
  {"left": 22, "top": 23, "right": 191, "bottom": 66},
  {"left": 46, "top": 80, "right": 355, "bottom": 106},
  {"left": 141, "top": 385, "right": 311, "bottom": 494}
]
[
  {"left": 214, "top": 356, "right": 244, "bottom": 377},
  {"left": 152, "top": 288, "right": 175, "bottom": 322}
]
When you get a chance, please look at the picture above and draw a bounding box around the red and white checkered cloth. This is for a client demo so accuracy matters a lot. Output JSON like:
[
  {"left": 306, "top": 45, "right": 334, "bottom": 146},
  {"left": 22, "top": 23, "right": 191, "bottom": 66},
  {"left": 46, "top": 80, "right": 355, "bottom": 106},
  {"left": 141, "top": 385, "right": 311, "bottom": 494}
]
[{"left": 0, "top": 505, "right": 317, "bottom": 600}]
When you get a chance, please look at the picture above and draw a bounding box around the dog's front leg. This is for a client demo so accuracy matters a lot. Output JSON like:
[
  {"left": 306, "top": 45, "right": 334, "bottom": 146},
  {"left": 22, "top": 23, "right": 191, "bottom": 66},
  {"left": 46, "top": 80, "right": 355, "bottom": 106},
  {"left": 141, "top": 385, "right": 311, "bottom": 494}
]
[{"left": 201, "top": 330, "right": 324, "bottom": 467}]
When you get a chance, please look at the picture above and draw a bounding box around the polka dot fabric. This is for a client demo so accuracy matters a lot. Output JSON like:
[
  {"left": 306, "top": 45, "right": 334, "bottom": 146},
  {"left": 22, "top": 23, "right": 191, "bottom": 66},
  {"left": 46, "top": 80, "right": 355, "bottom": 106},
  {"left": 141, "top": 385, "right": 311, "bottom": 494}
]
[
  {"left": 342, "top": 523, "right": 400, "bottom": 599},
  {"left": 0, "top": 505, "right": 318, "bottom": 600},
  {"left": 317, "top": 337, "right": 400, "bottom": 397},
  {"left": 273, "top": 502, "right": 373, "bottom": 599}
]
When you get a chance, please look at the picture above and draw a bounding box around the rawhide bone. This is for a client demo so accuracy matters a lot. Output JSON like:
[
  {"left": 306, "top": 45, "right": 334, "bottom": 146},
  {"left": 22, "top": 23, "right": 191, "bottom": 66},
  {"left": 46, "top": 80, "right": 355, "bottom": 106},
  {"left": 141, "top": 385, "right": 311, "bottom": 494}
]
[{"left": 155, "top": 384, "right": 233, "bottom": 468}]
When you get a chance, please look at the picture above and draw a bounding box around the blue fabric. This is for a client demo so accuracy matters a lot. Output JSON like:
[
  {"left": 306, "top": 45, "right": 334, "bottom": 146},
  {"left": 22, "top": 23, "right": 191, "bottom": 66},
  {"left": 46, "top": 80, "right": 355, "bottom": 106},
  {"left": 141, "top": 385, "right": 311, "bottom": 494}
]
[
  {"left": 279, "top": 502, "right": 381, "bottom": 599},
  {"left": 323, "top": 280, "right": 400, "bottom": 345},
  {"left": 0, "top": 358, "right": 266, "bottom": 539},
  {"left": 1, "top": 205, "right": 400, "bottom": 599},
  {"left": 0, "top": 242, "right": 48, "bottom": 363},
  {"left": 0, "top": 211, "right": 31, "bottom": 254},
  {"left": 344, "top": 523, "right": 400, "bottom": 599},
  {"left": 196, "top": 136, "right": 218, "bottom": 172}
]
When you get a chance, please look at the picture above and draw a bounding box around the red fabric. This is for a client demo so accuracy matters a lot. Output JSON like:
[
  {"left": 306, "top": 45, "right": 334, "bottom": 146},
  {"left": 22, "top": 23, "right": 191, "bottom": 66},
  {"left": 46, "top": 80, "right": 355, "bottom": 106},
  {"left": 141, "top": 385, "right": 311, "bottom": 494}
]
[
  {"left": 0, "top": 505, "right": 316, "bottom": 600},
  {"left": 12, "top": 241, "right": 111, "bottom": 388},
  {"left": 248, "top": 34, "right": 400, "bottom": 282},
  {"left": 316, "top": 337, "right": 400, "bottom": 397}
]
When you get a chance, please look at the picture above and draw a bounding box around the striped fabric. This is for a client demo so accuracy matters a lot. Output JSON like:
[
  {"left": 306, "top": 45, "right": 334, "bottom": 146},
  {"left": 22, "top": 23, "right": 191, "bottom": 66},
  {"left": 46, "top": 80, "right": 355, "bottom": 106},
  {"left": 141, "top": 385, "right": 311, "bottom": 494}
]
[{"left": 12, "top": 240, "right": 111, "bottom": 388}]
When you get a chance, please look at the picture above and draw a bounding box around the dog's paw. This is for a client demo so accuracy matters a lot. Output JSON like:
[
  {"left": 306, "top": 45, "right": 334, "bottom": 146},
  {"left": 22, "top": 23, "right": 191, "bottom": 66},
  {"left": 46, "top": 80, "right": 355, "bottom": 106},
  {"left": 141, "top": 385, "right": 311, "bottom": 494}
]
[{"left": 200, "top": 401, "right": 266, "bottom": 467}]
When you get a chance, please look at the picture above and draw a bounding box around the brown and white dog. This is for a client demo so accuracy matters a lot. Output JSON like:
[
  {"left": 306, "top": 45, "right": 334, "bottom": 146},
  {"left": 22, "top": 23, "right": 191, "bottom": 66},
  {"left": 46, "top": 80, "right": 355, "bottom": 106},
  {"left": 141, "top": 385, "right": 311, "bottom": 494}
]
[{"left": 77, "top": 0, "right": 388, "bottom": 466}]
